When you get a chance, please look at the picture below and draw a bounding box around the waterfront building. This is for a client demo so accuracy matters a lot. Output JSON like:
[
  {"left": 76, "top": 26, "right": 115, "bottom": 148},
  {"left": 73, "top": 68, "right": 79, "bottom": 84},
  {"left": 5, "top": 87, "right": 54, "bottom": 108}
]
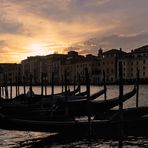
[
  {"left": 61, "top": 51, "right": 102, "bottom": 85},
  {"left": 119, "top": 45, "right": 148, "bottom": 83},
  {"left": 21, "top": 56, "right": 44, "bottom": 84},
  {"left": 99, "top": 48, "right": 126, "bottom": 83},
  {"left": 4, "top": 45, "right": 148, "bottom": 85},
  {"left": 0, "top": 63, "right": 21, "bottom": 84},
  {"left": 45, "top": 53, "right": 66, "bottom": 84}
]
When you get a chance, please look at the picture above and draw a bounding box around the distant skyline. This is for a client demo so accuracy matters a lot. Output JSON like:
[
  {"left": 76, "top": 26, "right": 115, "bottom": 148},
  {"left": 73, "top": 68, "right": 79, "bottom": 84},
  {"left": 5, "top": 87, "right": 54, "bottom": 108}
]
[{"left": 0, "top": 0, "right": 148, "bottom": 63}]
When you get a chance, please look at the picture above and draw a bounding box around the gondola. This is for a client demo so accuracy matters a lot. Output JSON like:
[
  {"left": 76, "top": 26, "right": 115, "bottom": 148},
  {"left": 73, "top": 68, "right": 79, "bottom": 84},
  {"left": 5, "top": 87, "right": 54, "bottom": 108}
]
[
  {"left": 94, "top": 106, "right": 148, "bottom": 120},
  {"left": 0, "top": 87, "right": 107, "bottom": 119},
  {"left": 0, "top": 112, "right": 148, "bottom": 137},
  {"left": 55, "top": 86, "right": 137, "bottom": 116},
  {"left": 0, "top": 86, "right": 135, "bottom": 119}
]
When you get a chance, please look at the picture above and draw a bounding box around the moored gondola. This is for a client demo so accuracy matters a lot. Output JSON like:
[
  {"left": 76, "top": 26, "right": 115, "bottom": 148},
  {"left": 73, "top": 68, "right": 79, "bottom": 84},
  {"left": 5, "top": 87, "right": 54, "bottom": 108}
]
[{"left": 0, "top": 112, "right": 148, "bottom": 137}]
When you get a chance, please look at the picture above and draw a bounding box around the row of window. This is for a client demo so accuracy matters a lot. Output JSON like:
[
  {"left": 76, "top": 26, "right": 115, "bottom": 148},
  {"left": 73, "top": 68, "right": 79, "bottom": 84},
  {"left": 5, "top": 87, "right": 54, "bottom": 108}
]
[
  {"left": 124, "top": 72, "right": 146, "bottom": 77},
  {"left": 122, "top": 60, "right": 146, "bottom": 65}
]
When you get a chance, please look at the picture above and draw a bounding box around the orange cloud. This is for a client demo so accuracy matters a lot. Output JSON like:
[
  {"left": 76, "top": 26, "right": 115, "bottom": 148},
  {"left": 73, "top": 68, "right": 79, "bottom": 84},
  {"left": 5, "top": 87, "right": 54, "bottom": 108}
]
[{"left": 0, "top": 0, "right": 148, "bottom": 62}]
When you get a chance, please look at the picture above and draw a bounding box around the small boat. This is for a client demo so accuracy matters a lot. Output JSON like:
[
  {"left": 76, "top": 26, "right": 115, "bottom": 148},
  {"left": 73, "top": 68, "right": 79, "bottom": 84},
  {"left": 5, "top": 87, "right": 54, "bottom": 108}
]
[
  {"left": 0, "top": 112, "right": 148, "bottom": 137},
  {"left": 94, "top": 106, "right": 148, "bottom": 121},
  {"left": 0, "top": 86, "right": 136, "bottom": 119},
  {"left": 58, "top": 86, "right": 137, "bottom": 116},
  {"left": 0, "top": 86, "right": 106, "bottom": 108}
]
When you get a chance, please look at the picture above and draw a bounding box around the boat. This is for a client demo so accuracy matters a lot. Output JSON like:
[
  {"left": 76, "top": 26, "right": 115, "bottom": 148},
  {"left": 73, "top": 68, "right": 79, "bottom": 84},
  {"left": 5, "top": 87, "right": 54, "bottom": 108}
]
[
  {"left": 0, "top": 112, "right": 148, "bottom": 137},
  {"left": 56, "top": 86, "right": 137, "bottom": 116},
  {"left": 0, "top": 87, "right": 107, "bottom": 120},
  {"left": 0, "top": 86, "right": 106, "bottom": 108},
  {"left": 0, "top": 86, "right": 136, "bottom": 120},
  {"left": 94, "top": 106, "right": 148, "bottom": 120}
]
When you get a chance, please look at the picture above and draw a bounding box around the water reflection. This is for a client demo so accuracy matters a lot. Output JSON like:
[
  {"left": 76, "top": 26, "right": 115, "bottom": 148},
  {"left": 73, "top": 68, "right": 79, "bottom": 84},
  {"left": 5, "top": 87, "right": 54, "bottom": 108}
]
[{"left": 12, "top": 134, "right": 148, "bottom": 148}]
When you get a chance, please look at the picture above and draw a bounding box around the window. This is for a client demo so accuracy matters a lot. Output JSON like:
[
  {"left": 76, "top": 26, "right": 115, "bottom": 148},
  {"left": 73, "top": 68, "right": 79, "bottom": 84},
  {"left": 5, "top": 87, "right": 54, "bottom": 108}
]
[
  {"left": 131, "top": 62, "right": 133, "bottom": 65},
  {"left": 143, "top": 72, "right": 145, "bottom": 76},
  {"left": 136, "top": 62, "right": 138, "bottom": 65},
  {"left": 143, "top": 60, "right": 146, "bottom": 64},
  {"left": 111, "top": 77, "right": 113, "bottom": 81},
  {"left": 143, "top": 66, "right": 145, "bottom": 70},
  {"left": 107, "top": 69, "right": 109, "bottom": 73},
  {"left": 111, "top": 69, "right": 114, "bottom": 73}
]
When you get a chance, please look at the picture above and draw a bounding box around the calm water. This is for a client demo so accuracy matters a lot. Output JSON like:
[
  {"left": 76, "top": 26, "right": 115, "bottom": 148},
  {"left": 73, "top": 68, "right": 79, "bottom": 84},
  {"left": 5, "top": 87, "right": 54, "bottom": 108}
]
[{"left": 0, "top": 85, "right": 148, "bottom": 148}]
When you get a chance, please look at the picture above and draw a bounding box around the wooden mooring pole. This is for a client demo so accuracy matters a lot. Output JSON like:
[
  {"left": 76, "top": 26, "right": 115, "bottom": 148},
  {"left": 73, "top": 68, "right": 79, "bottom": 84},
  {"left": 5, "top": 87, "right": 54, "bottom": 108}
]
[
  {"left": 74, "top": 75, "right": 76, "bottom": 94},
  {"left": 78, "top": 74, "right": 81, "bottom": 94},
  {"left": 41, "top": 73, "right": 44, "bottom": 96},
  {"left": 103, "top": 71, "right": 107, "bottom": 100},
  {"left": 4, "top": 74, "right": 9, "bottom": 99},
  {"left": 85, "top": 68, "right": 91, "bottom": 144},
  {"left": 15, "top": 76, "right": 18, "bottom": 97},
  {"left": 51, "top": 71, "right": 54, "bottom": 96},
  {"left": 61, "top": 75, "right": 64, "bottom": 94},
  {"left": 30, "top": 74, "right": 33, "bottom": 98},
  {"left": 64, "top": 70, "right": 68, "bottom": 116},
  {"left": 136, "top": 69, "right": 139, "bottom": 108},
  {"left": 10, "top": 78, "right": 12, "bottom": 99},
  {"left": 45, "top": 73, "right": 47, "bottom": 96},
  {"left": 17, "top": 77, "right": 20, "bottom": 96},
  {"left": 23, "top": 76, "right": 26, "bottom": 94},
  {"left": 2, "top": 83, "right": 4, "bottom": 97},
  {"left": 118, "top": 61, "right": 124, "bottom": 148},
  {"left": 0, "top": 82, "right": 1, "bottom": 98}
]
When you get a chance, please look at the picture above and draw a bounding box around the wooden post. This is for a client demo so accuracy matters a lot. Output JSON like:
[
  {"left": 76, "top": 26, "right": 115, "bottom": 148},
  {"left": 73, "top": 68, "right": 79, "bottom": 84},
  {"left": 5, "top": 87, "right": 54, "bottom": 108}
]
[
  {"left": 0, "top": 82, "right": 1, "bottom": 98},
  {"left": 45, "top": 73, "right": 47, "bottom": 96},
  {"left": 61, "top": 75, "right": 64, "bottom": 94},
  {"left": 64, "top": 70, "right": 68, "bottom": 116},
  {"left": 30, "top": 74, "right": 33, "bottom": 98},
  {"left": 4, "top": 74, "right": 9, "bottom": 99},
  {"left": 103, "top": 71, "right": 107, "bottom": 100},
  {"left": 17, "top": 77, "right": 20, "bottom": 96},
  {"left": 23, "top": 76, "right": 26, "bottom": 94},
  {"left": 73, "top": 75, "right": 76, "bottom": 94},
  {"left": 51, "top": 71, "right": 54, "bottom": 96},
  {"left": 85, "top": 68, "right": 91, "bottom": 139},
  {"left": 15, "top": 76, "right": 18, "bottom": 97},
  {"left": 65, "top": 70, "right": 68, "bottom": 96},
  {"left": 78, "top": 74, "right": 81, "bottom": 94},
  {"left": 118, "top": 61, "right": 123, "bottom": 148},
  {"left": 3, "top": 74, "right": 5, "bottom": 98},
  {"left": 136, "top": 69, "right": 139, "bottom": 108},
  {"left": 41, "top": 73, "right": 44, "bottom": 96},
  {"left": 10, "top": 78, "right": 12, "bottom": 99},
  {"left": 2, "top": 83, "right": 4, "bottom": 96}
]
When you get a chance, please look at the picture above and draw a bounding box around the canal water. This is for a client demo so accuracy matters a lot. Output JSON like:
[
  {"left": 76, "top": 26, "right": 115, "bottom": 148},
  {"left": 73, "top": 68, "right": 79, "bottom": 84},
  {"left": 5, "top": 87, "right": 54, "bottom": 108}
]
[{"left": 0, "top": 85, "right": 148, "bottom": 147}]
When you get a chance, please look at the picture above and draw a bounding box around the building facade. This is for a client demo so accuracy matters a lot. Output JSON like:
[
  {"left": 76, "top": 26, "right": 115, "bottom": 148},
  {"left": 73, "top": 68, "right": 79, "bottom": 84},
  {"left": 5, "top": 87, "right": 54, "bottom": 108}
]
[
  {"left": 0, "top": 63, "right": 21, "bottom": 85},
  {"left": 1, "top": 45, "right": 148, "bottom": 85},
  {"left": 119, "top": 45, "right": 148, "bottom": 83}
]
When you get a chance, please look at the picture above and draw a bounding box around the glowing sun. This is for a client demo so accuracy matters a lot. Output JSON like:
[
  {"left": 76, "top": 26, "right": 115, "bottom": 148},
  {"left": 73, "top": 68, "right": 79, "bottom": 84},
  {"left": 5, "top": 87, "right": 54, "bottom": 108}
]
[{"left": 29, "top": 43, "right": 53, "bottom": 56}]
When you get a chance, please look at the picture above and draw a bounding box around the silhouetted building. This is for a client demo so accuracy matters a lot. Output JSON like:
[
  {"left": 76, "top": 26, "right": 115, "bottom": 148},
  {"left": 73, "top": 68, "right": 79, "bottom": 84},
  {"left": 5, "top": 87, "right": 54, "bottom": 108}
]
[
  {"left": 21, "top": 56, "right": 44, "bottom": 84},
  {"left": 0, "top": 63, "right": 21, "bottom": 84},
  {"left": 119, "top": 45, "right": 148, "bottom": 83},
  {"left": 100, "top": 49, "right": 126, "bottom": 83}
]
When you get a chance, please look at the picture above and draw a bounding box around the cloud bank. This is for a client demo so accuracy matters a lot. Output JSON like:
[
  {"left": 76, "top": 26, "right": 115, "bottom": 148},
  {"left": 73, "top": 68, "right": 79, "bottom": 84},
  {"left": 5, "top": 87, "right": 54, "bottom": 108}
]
[{"left": 0, "top": 0, "right": 148, "bottom": 62}]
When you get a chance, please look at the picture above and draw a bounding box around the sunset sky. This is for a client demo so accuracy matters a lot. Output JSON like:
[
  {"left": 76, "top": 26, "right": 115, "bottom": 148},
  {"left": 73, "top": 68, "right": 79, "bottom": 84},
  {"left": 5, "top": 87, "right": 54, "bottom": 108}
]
[{"left": 0, "top": 0, "right": 148, "bottom": 63}]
